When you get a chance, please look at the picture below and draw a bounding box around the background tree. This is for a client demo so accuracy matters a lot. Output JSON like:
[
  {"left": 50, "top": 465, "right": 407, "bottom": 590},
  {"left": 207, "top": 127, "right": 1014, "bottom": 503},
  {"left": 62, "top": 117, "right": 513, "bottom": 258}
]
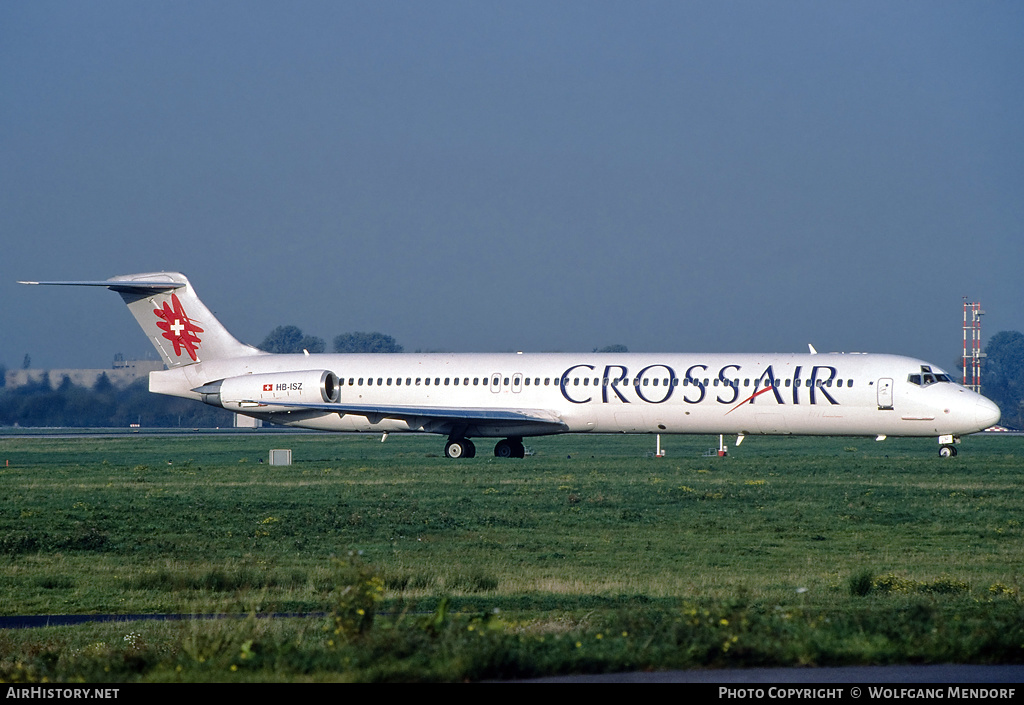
[
  {"left": 594, "top": 344, "right": 629, "bottom": 353},
  {"left": 333, "top": 332, "right": 403, "bottom": 353},
  {"left": 0, "top": 377, "right": 233, "bottom": 428},
  {"left": 982, "top": 330, "right": 1024, "bottom": 429},
  {"left": 258, "top": 325, "right": 326, "bottom": 354}
]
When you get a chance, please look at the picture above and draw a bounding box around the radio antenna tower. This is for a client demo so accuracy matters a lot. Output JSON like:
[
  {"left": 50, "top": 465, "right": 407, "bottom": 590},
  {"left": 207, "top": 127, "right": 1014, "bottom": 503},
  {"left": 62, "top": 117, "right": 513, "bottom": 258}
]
[{"left": 962, "top": 298, "right": 984, "bottom": 393}]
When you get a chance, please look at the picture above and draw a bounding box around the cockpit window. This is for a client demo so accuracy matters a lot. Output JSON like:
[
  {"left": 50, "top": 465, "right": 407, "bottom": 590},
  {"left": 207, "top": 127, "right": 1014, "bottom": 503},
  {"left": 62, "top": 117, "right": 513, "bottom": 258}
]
[{"left": 907, "top": 366, "right": 954, "bottom": 387}]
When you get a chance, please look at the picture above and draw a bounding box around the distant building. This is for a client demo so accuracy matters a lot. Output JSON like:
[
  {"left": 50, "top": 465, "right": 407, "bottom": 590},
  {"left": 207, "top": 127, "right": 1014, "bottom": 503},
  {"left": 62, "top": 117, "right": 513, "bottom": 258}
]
[{"left": 4, "top": 357, "right": 164, "bottom": 390}]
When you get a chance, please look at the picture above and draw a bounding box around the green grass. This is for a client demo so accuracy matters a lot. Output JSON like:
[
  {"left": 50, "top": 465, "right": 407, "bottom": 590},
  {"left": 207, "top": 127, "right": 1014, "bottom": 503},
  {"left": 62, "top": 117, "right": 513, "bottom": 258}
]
[{"left": 0, "top": 432, "right": 1021, "bottom": 680}]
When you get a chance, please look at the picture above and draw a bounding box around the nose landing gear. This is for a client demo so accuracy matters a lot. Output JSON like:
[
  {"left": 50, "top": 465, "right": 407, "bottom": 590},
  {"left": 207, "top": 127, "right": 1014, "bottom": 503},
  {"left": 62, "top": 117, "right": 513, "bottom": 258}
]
[{"left": 938, "top": 434, "right": 960, "bottom": 458}]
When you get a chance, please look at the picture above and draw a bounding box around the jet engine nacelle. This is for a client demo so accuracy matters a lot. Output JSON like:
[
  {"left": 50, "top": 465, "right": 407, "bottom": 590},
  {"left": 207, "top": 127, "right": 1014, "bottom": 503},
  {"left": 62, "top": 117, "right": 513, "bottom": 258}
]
[{"left": 196, "top": 370, "right": 339, "bottom": 410}]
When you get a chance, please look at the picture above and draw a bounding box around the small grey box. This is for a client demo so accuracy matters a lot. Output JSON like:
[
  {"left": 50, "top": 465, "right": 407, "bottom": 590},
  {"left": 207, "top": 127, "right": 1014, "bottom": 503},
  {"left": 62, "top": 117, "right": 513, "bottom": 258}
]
[{"left": 269, "top": 449, "right": 292, "bottom": 466}]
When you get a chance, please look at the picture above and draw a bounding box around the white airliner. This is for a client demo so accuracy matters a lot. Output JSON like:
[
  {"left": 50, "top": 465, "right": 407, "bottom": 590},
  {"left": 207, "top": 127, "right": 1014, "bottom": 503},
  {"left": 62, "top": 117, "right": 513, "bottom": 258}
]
[{"left": 21, "top": 272, "right": 1000, "bottom": 458}]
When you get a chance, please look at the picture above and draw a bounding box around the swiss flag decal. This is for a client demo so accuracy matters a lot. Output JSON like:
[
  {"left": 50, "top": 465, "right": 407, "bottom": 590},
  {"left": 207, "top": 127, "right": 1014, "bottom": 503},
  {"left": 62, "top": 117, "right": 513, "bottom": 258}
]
[{"left": 263, "top": 384, "right": 273, "bottom": 391}]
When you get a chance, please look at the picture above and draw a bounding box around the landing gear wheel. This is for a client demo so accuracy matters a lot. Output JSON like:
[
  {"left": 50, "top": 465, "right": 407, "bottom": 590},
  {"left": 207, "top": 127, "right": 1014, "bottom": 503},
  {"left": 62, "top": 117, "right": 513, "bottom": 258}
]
[
  {"left": 494, "top": 438, "right": 525, "bottom": 459},
  {"left": 445, "top": 439, "right": 475, "bottom": 459},
  {"left": 939, "top": 445, "right": 958, "bottom": 458}
]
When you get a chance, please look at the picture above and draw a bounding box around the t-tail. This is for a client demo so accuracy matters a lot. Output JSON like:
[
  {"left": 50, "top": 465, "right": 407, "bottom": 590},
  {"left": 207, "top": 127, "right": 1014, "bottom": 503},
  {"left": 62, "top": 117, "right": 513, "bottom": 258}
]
[{"left": 19, "top": 272, "right": 263, "bottom": 367}]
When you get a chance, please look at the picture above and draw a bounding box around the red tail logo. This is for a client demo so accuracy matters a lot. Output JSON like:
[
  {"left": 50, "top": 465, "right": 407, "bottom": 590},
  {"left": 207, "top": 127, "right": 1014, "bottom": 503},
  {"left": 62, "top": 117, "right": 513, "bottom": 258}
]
[{"left": 153, "top": 293, "right": 204, "bottom": 361}]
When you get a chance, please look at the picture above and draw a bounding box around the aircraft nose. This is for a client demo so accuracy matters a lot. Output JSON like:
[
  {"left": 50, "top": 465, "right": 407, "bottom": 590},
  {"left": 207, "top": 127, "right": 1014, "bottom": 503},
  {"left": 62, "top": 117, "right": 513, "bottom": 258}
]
[{"left": 976, "top": 397, "right": 1001, "bottom": 430}]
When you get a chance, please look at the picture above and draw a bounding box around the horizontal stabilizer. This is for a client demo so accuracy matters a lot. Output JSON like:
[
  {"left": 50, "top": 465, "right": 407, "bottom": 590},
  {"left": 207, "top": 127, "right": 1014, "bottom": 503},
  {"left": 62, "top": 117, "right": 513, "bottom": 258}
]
[{"left": 19, "top": 279, "right": 184, "bottom": 293}]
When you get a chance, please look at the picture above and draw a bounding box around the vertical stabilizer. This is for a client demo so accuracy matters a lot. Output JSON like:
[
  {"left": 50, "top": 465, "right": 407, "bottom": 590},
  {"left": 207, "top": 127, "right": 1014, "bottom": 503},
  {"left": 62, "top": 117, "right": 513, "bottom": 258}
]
[{"left": 20, "top": 272, "right": 264, "bottom": 367}]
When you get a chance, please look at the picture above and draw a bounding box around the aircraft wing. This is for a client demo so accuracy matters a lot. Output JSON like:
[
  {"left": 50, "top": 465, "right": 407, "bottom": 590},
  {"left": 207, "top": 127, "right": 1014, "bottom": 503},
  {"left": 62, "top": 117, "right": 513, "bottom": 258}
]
[{"left": 238, "top": 399, "right": 567, "bottom": 429}]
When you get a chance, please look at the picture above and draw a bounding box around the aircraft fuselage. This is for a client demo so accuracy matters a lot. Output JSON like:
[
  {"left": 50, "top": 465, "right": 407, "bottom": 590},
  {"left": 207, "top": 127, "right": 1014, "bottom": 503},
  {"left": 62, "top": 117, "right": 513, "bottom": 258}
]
[{"left": 152, "top": 351, "right": 996, "bottom": 440}]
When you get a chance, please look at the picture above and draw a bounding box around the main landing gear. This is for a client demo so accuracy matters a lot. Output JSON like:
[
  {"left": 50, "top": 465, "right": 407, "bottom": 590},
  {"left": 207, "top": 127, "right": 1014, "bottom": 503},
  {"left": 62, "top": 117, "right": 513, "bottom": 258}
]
[
  {"left": 443, "top": 436, "right": 524, "bottom": 459},
  {"left": 493, "top": 437, "right": 525, "bottom": 459},
  {"left": 444, "top": 438, "right": 476, "bottom": 459}
]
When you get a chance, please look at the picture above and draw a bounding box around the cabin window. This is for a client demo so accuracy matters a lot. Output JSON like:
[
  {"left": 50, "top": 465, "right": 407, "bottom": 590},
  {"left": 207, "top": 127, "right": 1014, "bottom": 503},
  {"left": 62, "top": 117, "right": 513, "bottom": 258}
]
[
  {"left": 473, "top": 378, "right": 479, "bottom": 385},
  {"left": 387, "top": 378, "right": 392, "bottom": 385},
  {"left": 444, "top": 378, "right": 450, "bottom": 386}
]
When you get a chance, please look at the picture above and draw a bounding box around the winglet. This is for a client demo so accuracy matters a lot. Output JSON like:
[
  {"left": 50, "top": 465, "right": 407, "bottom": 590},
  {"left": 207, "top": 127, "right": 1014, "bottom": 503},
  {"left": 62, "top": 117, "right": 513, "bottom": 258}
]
[{"left": 808, "top": 344, "right": 818, "bottom": 354}]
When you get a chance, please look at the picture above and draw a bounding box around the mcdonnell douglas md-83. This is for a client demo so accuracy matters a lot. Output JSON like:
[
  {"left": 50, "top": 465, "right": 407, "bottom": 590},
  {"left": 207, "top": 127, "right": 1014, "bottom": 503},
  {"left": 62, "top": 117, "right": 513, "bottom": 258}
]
[{"left": 21, "top": 272, "right": 1000, "bottom": 458}]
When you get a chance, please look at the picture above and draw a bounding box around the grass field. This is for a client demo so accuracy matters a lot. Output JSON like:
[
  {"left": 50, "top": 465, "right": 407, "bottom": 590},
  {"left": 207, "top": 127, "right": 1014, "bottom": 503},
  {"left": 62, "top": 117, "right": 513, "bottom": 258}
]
[{"left": 0, "top": 431, "right": 1021, "bottom": 681}]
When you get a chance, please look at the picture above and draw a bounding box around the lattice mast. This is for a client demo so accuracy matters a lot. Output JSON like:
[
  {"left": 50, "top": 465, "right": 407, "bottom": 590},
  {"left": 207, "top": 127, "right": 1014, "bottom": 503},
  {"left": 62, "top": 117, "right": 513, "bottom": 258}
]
[{"left": 962, "top": 299, "right": 984, "bottom": 393}]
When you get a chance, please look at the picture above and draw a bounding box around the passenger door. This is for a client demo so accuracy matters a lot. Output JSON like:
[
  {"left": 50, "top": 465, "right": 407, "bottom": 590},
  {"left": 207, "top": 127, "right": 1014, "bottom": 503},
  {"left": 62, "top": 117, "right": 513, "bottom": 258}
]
[{"left": 877, "top": 378, "right": 894, "bottom": 410}]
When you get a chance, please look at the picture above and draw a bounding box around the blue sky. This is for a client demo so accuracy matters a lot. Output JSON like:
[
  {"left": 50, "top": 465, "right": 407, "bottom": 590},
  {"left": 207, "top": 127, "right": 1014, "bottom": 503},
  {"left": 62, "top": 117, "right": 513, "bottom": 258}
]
[{"left": 2, "top": 1, "right": 1022, "bottom": 371}]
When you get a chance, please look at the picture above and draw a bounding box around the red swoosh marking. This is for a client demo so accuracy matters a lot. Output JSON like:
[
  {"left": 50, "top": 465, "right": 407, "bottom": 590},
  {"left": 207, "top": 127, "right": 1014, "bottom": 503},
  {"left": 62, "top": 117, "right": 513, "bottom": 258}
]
[{"left": 726, "top": 385, "right": 777, "bottom": 415}]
